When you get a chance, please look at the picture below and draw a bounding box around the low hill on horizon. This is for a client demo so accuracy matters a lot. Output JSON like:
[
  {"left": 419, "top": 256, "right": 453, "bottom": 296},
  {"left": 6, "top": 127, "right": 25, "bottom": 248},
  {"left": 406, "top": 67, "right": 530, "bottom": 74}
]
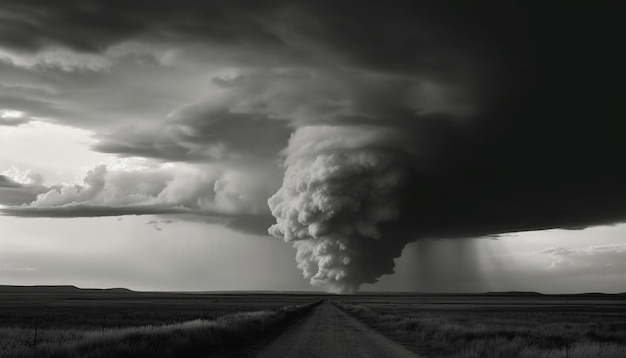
[
  {"left": 1, "top": 285, "right": 624, "bottom": 296},
  {"left": 0, "top": 285, "right": 133, "bottom": 294}
]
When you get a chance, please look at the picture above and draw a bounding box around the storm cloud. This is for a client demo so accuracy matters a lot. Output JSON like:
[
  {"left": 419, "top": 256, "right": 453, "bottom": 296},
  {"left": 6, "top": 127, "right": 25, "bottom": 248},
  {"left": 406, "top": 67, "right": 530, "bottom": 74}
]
[{"left": 1, "top": 1, "right": 623, "bottom": 292}]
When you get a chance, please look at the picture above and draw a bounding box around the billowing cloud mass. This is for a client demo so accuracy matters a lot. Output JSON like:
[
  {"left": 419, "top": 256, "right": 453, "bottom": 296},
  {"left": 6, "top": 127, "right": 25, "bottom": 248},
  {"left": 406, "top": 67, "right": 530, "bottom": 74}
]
[
  {"left": 0, "top": 168, "right": 49, "bottom": 206},
  {"left": 268, "top": 126, "right": 414, "bottom": 292},
  {"left": 0, "top": 1, "right": 623, "bottom": 292},
  {"left": 1, "top": 162, "right": 279, "bottom": 234}
]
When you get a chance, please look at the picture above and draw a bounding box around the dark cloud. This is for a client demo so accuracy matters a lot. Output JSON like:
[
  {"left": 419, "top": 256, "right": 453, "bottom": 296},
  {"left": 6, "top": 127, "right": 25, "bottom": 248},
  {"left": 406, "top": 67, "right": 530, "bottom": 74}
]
[
  {"left": 1, "top": 0, "right": 623, "bottom": 242},
  {"left": 0, "top": 204, "right": 191, "bottom": 217},
  {"left": 225, "top": 213, "right": 277, "bottom": 236},
  {"left": 0, "top": 0, "right": 505, "bottom": 84},
  {"left": 0, "top": 175, "right": 49, "bottom": 206},
  {"left": 92, "top": 106, "right": 291, "bottom": 162},
  {"left": 272, "top": 2, "right": 501, "bottom": 75},
  {"left": 0, "top": 59, "right": 149, "bottom": 130},
  {"left": 0, "top": 204, "right": 272, "bottom": 235},
  {"left": 391, "top": 3, "right": 625, "bottom": 239},
  {"left": 263, "top": 2, "right": 623, "bottom": 291},
  {"left": 274, "top": 2, "right": 626, "bottom": 242},
  {"left": 0, "top": 175, "right": 21, "bottom": 188},
  {"left": 0, "top": 188, "right": 37, "bottom": 206},
  {"left": 0, "top": 0, "right": 286, "bottom": 54}
]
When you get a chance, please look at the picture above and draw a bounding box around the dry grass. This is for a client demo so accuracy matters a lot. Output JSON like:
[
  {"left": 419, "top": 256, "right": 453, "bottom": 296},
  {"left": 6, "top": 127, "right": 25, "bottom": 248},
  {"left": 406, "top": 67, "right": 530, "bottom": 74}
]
[
  {"left": 0, "top": 290, "right": 318, "bottom": 330},
  {"left": 334, "top": 298, "right": 626, "bottom": 358},
  {"left": 1, "top": 301, "right": 320, "bottom": 358}
]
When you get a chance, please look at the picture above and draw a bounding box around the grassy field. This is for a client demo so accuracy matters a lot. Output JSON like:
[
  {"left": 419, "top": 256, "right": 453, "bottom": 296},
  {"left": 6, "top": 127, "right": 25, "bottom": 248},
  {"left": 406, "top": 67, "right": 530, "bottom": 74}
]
[
  {"left": 4, "top": 287, "right": 626, "bottom": 358},
  {"left": 333, "top": 293, "right": 626, "bottom": 358},
  {"left": 0, "top": 286, "right": 320, "bottom": 330},
  {"left": 0, "top": 286, "right": 324, "bottom": 357}
]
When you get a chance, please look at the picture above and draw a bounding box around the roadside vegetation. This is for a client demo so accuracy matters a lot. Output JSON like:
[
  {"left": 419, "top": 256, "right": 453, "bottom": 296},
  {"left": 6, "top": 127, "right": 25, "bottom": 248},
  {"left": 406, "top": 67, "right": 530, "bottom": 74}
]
[
  {"left": 334, "top": 298, "right": 626, "bottom": 358},
  {"left": 0, "top": 288, "right": 317, "bottom": 330},
  {"left": 1, "top": 300, "right": 320, "bottom": 358}
]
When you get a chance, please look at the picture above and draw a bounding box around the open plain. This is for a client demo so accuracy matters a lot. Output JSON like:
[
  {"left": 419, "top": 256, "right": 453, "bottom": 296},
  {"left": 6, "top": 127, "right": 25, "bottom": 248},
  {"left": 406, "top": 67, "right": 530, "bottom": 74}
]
[{"left": 1, "top": 286, "right": 625, "bottom": 357}]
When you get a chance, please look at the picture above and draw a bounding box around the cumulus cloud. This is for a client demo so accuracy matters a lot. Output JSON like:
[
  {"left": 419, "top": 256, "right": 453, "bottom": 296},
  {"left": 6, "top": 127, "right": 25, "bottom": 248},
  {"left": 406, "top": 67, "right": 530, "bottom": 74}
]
[
  {"left": 0, "top": 167, "right": 49, "bottom": 206},
  {"left": 1, "top": 167, "right": 43, "bottom": 186},
  {"left": 268, "top": 125, "right": 414, "bottom": 292},
  {"left": 33, "top": 163, "right": 272, "bottom": 214},
  {"left": 1, "top": 163, "right": 278, "bottom": 234},
  {"left": 0, "top": 1, "right": 623, "bottom": 293}
]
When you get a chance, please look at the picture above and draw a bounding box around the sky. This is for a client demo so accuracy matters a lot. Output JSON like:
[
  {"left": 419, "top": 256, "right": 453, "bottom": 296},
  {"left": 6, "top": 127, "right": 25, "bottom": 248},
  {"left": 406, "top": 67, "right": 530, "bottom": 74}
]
[{"left": 0, "top": 1, "right": 624, "bottom": 293}]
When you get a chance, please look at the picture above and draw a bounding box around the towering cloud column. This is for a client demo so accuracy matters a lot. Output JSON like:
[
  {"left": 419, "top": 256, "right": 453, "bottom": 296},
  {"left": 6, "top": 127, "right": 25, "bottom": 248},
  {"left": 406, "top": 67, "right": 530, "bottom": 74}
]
[{"left": 268, "top": 125, "right": 412, "bottom": 293}]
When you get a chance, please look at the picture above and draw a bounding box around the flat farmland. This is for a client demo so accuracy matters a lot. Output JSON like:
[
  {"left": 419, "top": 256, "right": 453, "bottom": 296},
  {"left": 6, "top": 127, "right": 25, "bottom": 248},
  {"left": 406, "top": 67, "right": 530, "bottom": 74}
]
[
  {"left": 333, "top": 293, "right": 626, "bottom": 358},
  {"left": 0, "top": 286, "right": 325, "bottom": 358},
  {"left": 0, "top": 286, "right": 322, "bottom": 330},
  {"left": 3, "top": 288, "right": 626, "bottom": 357}
]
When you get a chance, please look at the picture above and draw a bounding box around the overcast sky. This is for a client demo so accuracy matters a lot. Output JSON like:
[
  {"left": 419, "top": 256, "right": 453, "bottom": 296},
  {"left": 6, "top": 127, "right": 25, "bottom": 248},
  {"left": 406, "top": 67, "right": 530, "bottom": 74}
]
[{"left": 0, "top": 1, "right": 624, "bottom": 293}]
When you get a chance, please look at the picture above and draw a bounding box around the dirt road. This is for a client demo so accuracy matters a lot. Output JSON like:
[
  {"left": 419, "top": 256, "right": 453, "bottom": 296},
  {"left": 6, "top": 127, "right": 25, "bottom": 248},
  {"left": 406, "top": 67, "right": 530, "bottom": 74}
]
[{"left": 254, "top": 301, "right": 419, "bottom": 358}]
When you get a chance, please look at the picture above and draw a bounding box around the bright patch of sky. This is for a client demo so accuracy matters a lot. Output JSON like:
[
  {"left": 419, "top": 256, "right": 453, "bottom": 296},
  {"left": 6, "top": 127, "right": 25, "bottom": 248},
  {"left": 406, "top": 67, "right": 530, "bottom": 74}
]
[
  {"left": 0, "top": 215, "right": 306, "bottom": 291},
  {"left": 0, "top": 120, "right": 111, "bottom": 184}
]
